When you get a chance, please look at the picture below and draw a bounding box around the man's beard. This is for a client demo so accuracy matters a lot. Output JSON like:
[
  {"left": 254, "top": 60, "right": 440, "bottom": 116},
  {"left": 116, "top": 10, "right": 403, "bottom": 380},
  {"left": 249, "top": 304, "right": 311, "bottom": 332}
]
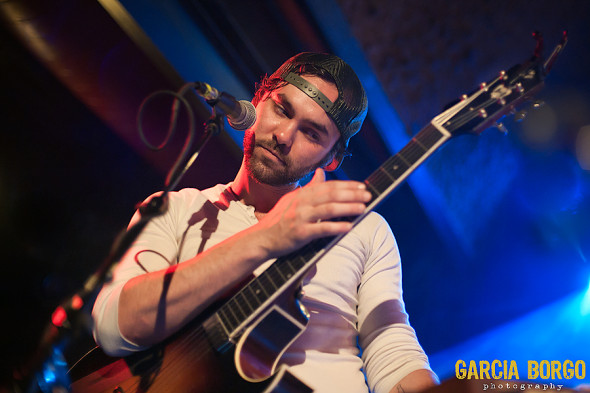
[{"left": 243, "top": 130, "right": 330, "bottom": 186}]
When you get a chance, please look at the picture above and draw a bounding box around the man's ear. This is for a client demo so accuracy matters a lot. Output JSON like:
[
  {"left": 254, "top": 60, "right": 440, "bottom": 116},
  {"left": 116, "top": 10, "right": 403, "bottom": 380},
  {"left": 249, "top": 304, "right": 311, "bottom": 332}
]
[{"left": 322, "top": 154, "right": 343, "bottom": 172}]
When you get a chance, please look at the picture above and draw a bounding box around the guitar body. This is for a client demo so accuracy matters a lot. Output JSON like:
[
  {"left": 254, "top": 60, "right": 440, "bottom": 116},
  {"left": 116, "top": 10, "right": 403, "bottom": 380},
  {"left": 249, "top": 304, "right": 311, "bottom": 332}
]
[
  {"left": 70, "top": 279, "right": 312, "bottom": 393},
  {"left": 70, "top": 342, "right": 239, "bottom": 393},
  {"left": 69, "top": 344, "right": 309, "bottom": 393}
]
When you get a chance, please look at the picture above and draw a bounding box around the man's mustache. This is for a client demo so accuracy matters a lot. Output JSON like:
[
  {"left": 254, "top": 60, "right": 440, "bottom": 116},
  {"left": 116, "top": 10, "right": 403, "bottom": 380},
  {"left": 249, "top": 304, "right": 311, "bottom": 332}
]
[{"left": 255, "top": 140, "right": 290, "bottom": 165}]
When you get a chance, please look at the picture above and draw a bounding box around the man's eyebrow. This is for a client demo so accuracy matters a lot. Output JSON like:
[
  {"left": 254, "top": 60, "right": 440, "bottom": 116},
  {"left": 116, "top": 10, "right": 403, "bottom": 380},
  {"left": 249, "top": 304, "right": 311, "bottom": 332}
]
[
  {"left": 275, "top": 92, "right": 294, "bottom": 113},
  {"left": 275, "top": 92, "right": 330, "bottom": 137}
]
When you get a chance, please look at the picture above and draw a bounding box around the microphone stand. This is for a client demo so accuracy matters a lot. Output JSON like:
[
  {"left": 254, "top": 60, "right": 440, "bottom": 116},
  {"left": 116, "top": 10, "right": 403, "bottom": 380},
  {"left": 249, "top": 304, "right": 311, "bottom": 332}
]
[{"left": 13, "top": 85, "right": 227, "bottom": 393}]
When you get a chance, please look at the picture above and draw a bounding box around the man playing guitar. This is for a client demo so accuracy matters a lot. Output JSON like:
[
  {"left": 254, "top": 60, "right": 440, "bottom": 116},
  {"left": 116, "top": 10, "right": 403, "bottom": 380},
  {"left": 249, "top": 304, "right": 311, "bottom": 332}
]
[{"left": 92, "top": 52, "right": 438, "bottom": 393}]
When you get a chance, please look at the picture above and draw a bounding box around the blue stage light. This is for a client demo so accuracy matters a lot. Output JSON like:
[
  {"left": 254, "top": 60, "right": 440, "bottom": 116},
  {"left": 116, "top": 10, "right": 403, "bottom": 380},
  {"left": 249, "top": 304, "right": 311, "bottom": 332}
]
[{"left": 580, "top": 278, "right": 590, "bottom": 316}]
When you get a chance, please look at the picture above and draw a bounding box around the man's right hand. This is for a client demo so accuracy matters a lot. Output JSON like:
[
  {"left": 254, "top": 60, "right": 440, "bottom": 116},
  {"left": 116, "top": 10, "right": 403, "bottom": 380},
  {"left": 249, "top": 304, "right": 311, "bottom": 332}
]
[{"left": 255, "top": 168, "right": 372, "bottom": 259}]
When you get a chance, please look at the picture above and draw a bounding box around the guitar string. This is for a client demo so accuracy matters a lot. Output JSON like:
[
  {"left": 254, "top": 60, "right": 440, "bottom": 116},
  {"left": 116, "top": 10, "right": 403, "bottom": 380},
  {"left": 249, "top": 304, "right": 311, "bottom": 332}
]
[
  {"left": 445, "top": 97, "right": 500, "bottom": 132},
  {"left": 367, "top": 130, "right": 442, "bottom": 192}
]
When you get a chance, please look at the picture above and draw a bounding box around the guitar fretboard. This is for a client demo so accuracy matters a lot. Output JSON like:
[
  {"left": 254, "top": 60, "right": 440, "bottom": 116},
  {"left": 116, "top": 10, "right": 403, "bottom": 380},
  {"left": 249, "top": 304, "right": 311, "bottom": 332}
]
[{"left": 366, "top": 123, "right": 450, "bottom": 201}]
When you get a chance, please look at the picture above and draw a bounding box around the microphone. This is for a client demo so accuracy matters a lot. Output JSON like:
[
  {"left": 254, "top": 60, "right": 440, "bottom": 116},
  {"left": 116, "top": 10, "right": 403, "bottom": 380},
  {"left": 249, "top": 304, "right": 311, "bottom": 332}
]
[{"left": 194, "top": 82, "right": 256, "bottom": 130}]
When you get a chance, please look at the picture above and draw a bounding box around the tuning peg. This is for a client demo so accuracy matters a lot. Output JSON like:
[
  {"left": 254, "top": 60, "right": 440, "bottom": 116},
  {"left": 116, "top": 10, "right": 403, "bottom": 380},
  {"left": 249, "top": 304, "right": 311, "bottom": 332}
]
[
  {"left": 495, "top": 122, "right": 509, "bottom": 133},
  {"left": 532, "top": 100, "right": 545, "bottom": 109}
]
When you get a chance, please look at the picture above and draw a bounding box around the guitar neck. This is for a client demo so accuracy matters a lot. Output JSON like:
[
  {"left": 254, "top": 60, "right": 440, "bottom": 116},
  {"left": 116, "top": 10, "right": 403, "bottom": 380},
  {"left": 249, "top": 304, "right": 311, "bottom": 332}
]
[
  {"left": 204, "top": 121, "right": 452, "bottom": 346},
  {"left": 365, "top": 122, "right": 451, "bottom": 208}
]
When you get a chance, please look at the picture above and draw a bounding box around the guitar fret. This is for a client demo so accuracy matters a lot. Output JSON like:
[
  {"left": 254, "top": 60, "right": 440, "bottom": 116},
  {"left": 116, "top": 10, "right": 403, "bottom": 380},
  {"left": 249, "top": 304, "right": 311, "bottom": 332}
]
[
  {"left": 400, "top": 150, "right": 422, "bottom": 167},
  {"left": 397, "top": 151, "right": 413, "bottom": 167},
  {"left": 261, "top": 272, "right": 276, "bottom": 292},
  {"left": 416, "top": 125, "right": 445, "bottom": 149},
  {"left": 225, "top": 302, "right": 241, "bottom": 330},
  {"left": 254, "top": 275, "right": 271, "bottom": 297},
  {"left": 247, "top": 283, "right": 263, "bottom": 306},
  {"left": 367, "top": 157, "right": 406, "bottom": 195},
  {"left": 236, "top": 289, "right": 254, "bottom": 313},
  {"left": 365, "top": 180, "right": 381, "bottom": 199},
  {"left": 377, "top": 166, "right": 396, "bottom": 181},
  {"left": 400, "top": 139, "right": 428, "bottom": 164},
  {"left": 271, "top": 239, "right": 329, "bottom": 282},
  {"left": 290, "top": 254, "right": 310, "bottom": 271},
  {"left": 298, "top": 238, "right": 329, "bottom": 261},
  {"left": 271, "top": 263, "right": 288, "bottom": 282},
  {"left": 280, "top": 254, "right": 304, "bottom": 272},
  {"left": 227, "top": 296, "right": 247, "bottom": 321},
  {"left": 388, "top": 157, "right": 410, "bottom": 176},
  {"left": 217, "top": 307, "right": 236, "bottom": 333},
  {"left": 412, "top": 135, "right": 428, "bottom": 150},
  {"left": 382, "top": 157, "right": 409, "bottom": 182},
  {"left": 282, "top": 259, "right": 297, "bottom": 278},
  {"left": 265, "top": 266, "right": 281, "bottom": 288},
  {"left": 271, "top": 258, "right": 297, "bottom": 283},
  {"left": 203, "top": 314, "right": 231, "bottom": 350}
]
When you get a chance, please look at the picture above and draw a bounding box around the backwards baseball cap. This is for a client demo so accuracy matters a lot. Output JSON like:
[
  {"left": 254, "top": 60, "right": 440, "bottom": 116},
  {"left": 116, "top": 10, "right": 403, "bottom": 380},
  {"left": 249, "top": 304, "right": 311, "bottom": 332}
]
[{"left": 256, "top": 52, "right": 368, "bottom": 147}]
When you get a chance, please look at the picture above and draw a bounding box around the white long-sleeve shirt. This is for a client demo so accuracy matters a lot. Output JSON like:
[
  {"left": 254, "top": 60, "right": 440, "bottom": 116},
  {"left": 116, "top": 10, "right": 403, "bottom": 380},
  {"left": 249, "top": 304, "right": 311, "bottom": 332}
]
[{"left": 92, "top": 184, "right": 432, "bottom": 393}]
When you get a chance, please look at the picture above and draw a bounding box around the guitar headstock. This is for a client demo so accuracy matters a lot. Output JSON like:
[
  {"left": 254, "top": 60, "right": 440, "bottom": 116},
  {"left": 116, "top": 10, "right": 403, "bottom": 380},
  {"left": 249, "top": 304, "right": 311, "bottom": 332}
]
[{"left": 433, "top": 31, "right": 568, "bottom": 137}]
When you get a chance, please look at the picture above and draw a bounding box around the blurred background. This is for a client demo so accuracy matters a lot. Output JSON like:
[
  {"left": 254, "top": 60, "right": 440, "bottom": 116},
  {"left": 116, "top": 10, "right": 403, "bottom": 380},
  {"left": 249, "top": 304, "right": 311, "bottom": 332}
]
[{"left": 1, "top": 0, "right": 589, "bottom": 389}]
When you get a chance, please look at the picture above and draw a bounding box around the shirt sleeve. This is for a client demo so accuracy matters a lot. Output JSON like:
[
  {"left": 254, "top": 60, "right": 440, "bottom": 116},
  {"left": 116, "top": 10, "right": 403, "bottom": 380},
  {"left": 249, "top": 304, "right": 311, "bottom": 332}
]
[
  {"left": 91, "top": 191, "right": 183, "bottom": 356},
  {"left": 357, "top": 213, "right": 434, "bottom": 393}
]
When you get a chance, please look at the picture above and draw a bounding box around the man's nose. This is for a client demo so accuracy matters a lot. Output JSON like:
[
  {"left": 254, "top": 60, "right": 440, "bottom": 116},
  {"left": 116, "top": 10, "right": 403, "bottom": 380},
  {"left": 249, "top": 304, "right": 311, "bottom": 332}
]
[{"left": 273, "top": 123, "right": 297, "bottom": 151}]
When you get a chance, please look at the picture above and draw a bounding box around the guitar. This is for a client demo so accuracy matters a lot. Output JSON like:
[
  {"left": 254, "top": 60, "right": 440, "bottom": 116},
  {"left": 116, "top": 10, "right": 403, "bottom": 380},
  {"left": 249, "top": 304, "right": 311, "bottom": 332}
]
[{"left": 69, "top": 33, "right": 567, "bottom": 393}]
